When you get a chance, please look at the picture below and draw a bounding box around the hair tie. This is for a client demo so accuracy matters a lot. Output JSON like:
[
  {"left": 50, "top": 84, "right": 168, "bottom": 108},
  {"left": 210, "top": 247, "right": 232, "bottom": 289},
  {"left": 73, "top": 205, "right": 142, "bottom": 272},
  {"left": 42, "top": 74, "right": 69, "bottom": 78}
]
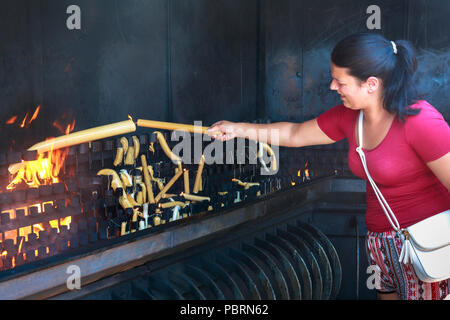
[{"left": 390, "top": 41, "right": 397, "bottom": 55}]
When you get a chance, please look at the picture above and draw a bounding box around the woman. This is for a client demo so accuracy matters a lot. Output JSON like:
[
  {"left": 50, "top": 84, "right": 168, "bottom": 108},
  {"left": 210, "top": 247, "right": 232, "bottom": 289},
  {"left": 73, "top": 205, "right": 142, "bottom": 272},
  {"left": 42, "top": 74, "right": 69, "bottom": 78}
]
[{"left": 206, "top": 33, "right": 450, "bottom": 300}]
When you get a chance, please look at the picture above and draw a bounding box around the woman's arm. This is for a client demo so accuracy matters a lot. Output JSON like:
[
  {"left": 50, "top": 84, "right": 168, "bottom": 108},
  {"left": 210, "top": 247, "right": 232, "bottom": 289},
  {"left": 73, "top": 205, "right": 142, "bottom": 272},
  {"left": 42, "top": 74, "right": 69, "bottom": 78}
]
[
  {"left": 206, "top": 118, "right": 336, "bottom": 147},
  {"left": 427, "top": 152, "right": 450, "bottom": 192}
]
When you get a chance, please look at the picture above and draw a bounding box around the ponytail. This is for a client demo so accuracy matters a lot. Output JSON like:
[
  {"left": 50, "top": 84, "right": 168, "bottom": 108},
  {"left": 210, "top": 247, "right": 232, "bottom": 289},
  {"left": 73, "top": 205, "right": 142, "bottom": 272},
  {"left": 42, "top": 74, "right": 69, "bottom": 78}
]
[{"left": 331, "top": 33, "right": 421, "bottom": 121}]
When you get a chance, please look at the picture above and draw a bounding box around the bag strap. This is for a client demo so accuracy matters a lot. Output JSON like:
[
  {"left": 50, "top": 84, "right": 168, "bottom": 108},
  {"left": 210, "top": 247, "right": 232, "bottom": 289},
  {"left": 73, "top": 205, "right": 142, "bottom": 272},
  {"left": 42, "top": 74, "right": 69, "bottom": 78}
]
[{"left": 355, "top": 111, "right": 402, "bottom": 232}]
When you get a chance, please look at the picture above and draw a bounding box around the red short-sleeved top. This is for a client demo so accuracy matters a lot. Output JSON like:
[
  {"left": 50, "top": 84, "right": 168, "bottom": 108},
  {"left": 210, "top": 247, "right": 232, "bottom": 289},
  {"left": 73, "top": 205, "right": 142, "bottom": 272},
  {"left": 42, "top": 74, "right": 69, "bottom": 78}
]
[{"left": 317, "top": 100, "right": 450, "bottom": 232}]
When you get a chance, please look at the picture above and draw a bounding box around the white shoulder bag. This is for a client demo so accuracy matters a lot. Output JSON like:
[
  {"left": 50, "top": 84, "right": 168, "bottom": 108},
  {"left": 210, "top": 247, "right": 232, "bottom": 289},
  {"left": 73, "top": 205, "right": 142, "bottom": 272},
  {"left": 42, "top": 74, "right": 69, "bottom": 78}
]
[{"left": 355, "top": 110, "right": 450, "bottom": 283}]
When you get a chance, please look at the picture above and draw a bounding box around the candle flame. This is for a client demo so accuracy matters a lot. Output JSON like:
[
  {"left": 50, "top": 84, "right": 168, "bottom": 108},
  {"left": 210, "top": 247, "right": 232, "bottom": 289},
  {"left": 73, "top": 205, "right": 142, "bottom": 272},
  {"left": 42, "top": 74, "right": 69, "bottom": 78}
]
[
  {"left": 6, "top": 116, "right": 18, "bottom": 125},
  {"left": 20, "top": 112, "right": 29, "bottom": 128},
  {"left": 7, "top": 120, "right": 76, "bottom": 190},
  {"left": 28, "top": 105, "right": 41, "bottom": 125}
]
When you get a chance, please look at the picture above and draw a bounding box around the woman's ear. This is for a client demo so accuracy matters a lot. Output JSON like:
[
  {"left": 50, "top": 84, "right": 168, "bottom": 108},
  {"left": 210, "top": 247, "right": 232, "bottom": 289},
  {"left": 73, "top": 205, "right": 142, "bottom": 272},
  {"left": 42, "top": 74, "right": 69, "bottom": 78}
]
[{"left": 365, "top": 76, "right": 381, "bottom": 93}]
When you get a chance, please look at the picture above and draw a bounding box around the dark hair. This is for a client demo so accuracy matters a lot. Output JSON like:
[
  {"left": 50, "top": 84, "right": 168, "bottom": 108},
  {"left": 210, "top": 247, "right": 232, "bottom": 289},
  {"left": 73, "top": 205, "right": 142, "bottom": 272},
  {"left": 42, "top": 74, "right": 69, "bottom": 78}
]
[{"left": 331, "top": 32, "right": 421, "bottom": 121}]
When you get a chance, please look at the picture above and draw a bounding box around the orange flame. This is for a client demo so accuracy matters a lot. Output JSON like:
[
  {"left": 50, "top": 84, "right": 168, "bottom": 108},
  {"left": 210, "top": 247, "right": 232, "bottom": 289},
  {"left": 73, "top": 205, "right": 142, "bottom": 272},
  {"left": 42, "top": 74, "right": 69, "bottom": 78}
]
[
  {"left": 52, "top": 121, "right": 65, "bottom": 134},
  {"left": 5, "top": 106, "right": 40, "bottom": 128},
  {"left": 303, "top": 161, "right": 310, "bottom": 180},
  {"left": 7, "top": 120, "right": 76, "bottom": 190},
  {"left": 7, "top": 154, "right": 57, "bottom": 189},
  {"left": 33, "top": 223, "right": 45, "bottom": 233},
  {"left": 65, "top": 119, "right": 76, "bottom": 135},
  {"left": 6, "top": 116, "right": 18, "bottom": 125},
  {"left": 20, "top": 112, "right": 29, "bottom": 128},
  {"left": 28, "top": 105, "right": 41, "bottom": 125},
  {"left": 60, "top": 216, "right": 72, "bottom": 230}
]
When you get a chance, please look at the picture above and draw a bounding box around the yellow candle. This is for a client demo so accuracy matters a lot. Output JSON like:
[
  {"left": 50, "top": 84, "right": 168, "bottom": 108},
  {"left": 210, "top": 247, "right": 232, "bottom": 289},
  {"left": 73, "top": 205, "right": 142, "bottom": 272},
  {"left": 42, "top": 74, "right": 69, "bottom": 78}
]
[
  {"left": 160, "top": 201, "right": 187, "bottom": 209},
  {"left": 183, "top": 169, "right": 190, "bottom": 194},
  {"left": 28, "top": 120, "right": 136, "bottom": 154},
  {"left": 154, "top": 169, "right": 183, "bottom": 203},
  {"left": 181, "top": 193, "right": 210, "bottom": 202},
  {"left": 193, "top": 155, "right": 205, "bottom": 194},
  {"left": 140, "top": 155, "right": 155, "bottom": 204},
  {"left": 137, "top": 119, "right": 220, "bottom": 135}
]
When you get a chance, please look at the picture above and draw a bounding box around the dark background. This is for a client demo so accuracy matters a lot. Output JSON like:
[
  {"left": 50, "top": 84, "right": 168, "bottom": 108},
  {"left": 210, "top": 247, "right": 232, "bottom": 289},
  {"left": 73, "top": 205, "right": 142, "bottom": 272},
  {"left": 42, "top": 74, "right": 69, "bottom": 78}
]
[
  {"left": 0, "top": 0, "right": 448, "bottom": 300},
  {"left": 0, "top": 0, "right": 448, "bottom": 151}
]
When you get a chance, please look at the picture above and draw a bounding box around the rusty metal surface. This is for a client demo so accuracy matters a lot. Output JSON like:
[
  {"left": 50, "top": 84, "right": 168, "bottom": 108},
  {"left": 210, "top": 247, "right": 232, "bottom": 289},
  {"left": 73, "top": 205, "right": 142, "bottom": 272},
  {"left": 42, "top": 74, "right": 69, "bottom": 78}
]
[
  {"left": 69, "top": 216, "right": 343, "bottom": 300},
  {"left": 168, "top": 268, "right": 205, "bottom": 299},
  {"left": 254, "top": 237, "right": 301, "bottom": 299},
  {"left": 203, "top": 257, "right": 245, "bottom": 300},
  {"left": 287, "top": 224, "right": 333, "bottom": 300},
  {"left": 298, "top": 221, "right": 342, "bottom": 299},
  {"left": 215, "top": 251, "right": 261, "bottom": 300},
  {"left": 242, "top": 243, "right": 289, "bottom": 299},
  {"left": 265, "top": 233, "right": 312, "bottom": 299},
  {"left": 276, "top": 228, "right": 319, "bottom": 299},
  {"left": 0, "top": 175, "right": 333, "bottom": 300},
  {"left": 147, "top": 275, "right": 184, "bottom": 300},
  {"left": 184, "top": 264, "right": 224, "bottom": 299}
]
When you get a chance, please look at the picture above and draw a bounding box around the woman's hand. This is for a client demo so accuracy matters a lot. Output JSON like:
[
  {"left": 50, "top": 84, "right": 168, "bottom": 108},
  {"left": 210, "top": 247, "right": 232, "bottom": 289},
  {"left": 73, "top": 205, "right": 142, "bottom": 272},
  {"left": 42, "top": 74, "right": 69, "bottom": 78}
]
[
  {"left": 206, "top": 118, "right": 336, "bottom": 147},
  {"left": 206, "top": 120, "right": 239, "bottom": 141}
]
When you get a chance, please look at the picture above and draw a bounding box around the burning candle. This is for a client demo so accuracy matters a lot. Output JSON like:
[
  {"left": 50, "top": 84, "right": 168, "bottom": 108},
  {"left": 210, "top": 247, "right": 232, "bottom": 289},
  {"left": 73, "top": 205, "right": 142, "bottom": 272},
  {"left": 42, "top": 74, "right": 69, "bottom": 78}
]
[{"left": 28, "top": 119, "right": 136, "bottom": 154}]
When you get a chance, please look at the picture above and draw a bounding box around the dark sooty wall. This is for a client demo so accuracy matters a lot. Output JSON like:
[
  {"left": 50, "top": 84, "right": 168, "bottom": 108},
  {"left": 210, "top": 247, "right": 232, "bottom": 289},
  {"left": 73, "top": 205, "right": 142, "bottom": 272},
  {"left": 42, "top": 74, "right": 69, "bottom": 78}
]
[
  {"left": 0, "top": 0, "right": 449, "bottom": 152},
  {"left": 0, "top": 0, "right": 448, "bottom": 301}
]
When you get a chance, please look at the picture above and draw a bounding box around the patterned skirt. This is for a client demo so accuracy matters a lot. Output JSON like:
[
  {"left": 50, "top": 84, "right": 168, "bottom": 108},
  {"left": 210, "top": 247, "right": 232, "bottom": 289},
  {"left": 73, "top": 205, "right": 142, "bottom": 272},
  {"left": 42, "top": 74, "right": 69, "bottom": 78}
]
[{"left": 366, "top": 230, "right": 449, "bottom": 300}]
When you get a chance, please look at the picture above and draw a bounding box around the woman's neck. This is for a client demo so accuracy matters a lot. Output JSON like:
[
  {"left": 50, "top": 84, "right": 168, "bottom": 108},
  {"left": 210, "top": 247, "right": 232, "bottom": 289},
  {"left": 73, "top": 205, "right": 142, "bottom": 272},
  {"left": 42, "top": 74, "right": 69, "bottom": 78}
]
[{"left": 362, "top": 102, "right": 393, "bottom": 125}]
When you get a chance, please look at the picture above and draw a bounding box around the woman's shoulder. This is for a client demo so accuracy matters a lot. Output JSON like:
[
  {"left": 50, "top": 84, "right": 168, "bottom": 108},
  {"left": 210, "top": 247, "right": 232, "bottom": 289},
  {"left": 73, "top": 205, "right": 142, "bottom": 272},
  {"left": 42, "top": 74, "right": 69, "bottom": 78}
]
[
  {"left": 318, "top": 103, "right": 357, "bottom": 129},
  {"left": 405, "top": 100, "right": 446, "bottom": 121},
  {"left": 324, "top": 103, "right": 358, "bottom": 119},
  {"left": 402, "top": 100, "right": 450, "bottom": 162},
  {"left": 316, "top": 103, "right": 356, "bottom": 142},
  {"left": 403, "top": 100, "right": 449, "bottom": 142}
]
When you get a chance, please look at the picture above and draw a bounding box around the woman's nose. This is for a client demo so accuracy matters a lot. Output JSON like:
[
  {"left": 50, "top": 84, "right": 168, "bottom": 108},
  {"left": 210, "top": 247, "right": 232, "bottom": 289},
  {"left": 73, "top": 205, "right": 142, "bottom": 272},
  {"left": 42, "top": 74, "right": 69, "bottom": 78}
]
[{"left": 330, "top": 79, "right": 338, "bottom": 91}]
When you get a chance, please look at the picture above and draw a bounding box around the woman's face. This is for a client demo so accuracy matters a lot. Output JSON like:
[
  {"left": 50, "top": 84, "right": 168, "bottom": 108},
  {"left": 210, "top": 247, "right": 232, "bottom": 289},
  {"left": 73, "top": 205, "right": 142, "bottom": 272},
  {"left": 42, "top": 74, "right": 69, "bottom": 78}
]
[{"left": 329, "top": 62, "right": 371, "bottom": 110}]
